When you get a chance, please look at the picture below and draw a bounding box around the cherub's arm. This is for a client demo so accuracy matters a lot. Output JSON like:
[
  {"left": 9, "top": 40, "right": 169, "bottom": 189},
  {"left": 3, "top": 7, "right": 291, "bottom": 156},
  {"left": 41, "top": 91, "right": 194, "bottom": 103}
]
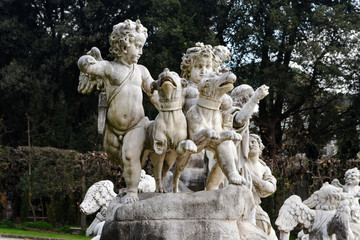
[
  {"left": 78, "top": 55, "right": 110, "bottom": 77},
  {"left": 234, "top": 85, "right": 269, "bottom": 127},
  {"left": 252, "top": 165, "right": 277, "bottom": 197},
  {"left": 139, "top": 65, "right": 160, "bottom": 109}
]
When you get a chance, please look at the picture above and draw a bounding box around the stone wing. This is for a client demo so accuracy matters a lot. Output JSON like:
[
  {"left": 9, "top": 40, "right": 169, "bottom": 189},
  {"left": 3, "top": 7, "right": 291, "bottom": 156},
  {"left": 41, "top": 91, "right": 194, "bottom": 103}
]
[{"left": 275, "top": 195, "right": 315, "bottom": 233}]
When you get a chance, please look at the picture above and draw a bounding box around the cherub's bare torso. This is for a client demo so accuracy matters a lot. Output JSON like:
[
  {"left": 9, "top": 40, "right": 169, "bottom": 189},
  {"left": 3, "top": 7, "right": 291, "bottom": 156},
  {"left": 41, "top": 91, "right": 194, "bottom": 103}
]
[{"left": 104, "top": 62, "right": 146, "bottom": 132}]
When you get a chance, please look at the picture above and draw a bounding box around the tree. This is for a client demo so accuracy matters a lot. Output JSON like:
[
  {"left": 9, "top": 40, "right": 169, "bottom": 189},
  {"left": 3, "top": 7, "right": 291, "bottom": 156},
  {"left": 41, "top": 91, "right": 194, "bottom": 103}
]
[{"left": 219, "top": 0, "right": 360, "bottom": 157}]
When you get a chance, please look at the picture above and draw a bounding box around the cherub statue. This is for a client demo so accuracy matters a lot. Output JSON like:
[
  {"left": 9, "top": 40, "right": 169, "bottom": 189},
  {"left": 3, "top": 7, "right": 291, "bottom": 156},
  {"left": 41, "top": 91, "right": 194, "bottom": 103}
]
[
  {"left": 180, "top": 42, "right": 232, "bottom": 112},
  {"left": 246, "top": 134, "right": 278, "bottom": 239},
  {"left": 77, "top": 19, "right": 159, "bottom": 204},
  {"left": 229, "top": 85, "right": 269, "bottom": 173},
  {"left": 332, "top": 167, "right": 360, "bottom": 199},
  {"left": 332, "top": 167, "right": 360, "bottom": 238},
  {"left": 275, "top": 183, "right": 355, "bottom": 240},
  {"left": 151, "top": 43, "right": 233, "bottom": 193},
  {"left": 166, "top": 42, "right": 233, "bottom": 192}
]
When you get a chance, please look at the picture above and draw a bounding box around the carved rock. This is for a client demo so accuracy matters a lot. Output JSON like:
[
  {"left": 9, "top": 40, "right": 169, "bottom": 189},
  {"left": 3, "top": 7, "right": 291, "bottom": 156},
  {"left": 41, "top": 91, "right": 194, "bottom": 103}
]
[{"left": 100, "top": 185, "right": 267, "bottom": 240}]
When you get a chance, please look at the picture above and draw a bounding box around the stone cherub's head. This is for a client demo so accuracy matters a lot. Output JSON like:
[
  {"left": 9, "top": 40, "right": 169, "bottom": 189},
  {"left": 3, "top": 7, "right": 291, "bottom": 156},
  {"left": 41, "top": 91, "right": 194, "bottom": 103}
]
[
  {"left": 180, "top": 42, "right": 231, "bottom": 84},
  {"left": 249, "top": 134, "right": 265, "bottom": 157},
  {"left": 109, "top": 19, "right": 148, "bottom": 61},
  {"left": 231, "top": 84, "right": 255, "bottom": 109}
]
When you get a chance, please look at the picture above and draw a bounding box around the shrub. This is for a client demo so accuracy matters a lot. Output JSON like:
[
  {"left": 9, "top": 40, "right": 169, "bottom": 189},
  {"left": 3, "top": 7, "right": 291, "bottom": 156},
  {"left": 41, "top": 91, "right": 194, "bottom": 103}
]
[
  {"left": 55, "top": 225, "right": 71, "bottom": 233},
  {"left": 22, "top": 221, "right": 53, "bottom": 230},
  {"left": 0, "top": 220, "right": 16, "bottom": 229}
]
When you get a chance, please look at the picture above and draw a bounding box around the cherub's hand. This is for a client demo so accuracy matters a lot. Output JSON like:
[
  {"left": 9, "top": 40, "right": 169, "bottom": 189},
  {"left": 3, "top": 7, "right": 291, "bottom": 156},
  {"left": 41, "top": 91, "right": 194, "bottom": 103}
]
[
  {"left": 254, "top": 85, "right": 269, "bottom": 101},
  {"left": 78, "top": 72, "right": 97, "bottom": 94},
  {"left": 78, "top": 55, "right": 96, "bottom": 72}
]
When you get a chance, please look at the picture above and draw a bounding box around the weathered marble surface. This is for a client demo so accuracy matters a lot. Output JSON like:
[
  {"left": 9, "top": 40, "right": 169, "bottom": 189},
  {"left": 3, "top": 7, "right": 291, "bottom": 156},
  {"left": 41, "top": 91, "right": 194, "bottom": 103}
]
[
  {"left": 100, "top": 185, "right": 267, "bottom": 240},
  {"left": 77, "top": 20, "right": 275, "bottom": 240},
  {"left": 276, "top": 182, "right": 356, "bottom": 240},
  {"left": 78, "top": 19, "right": 159, "bottom": 204},
  {"left": 246, "top": 134, "right": 278, "bottom": 239},
  {"left": 186, "top": 71, "right": 245, "bottom": 190},
  {"left": 144, "top": 68, "right": 197, "bottom": 193},
  {"left": 80, "top": 172, "right": 156, "bottom": 239},
  {"left": 79, "top": 180, "right": 116, "bottom": 238},
  {"left": 332, "top": 167, "right": 360, "bottom": 239}
]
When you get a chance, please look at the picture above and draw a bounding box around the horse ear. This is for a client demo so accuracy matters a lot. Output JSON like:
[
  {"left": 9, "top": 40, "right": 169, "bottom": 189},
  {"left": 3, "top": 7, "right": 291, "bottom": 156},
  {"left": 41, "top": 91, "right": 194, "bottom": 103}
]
[{"left": 181, "top": 78, "right": 188, "bottom": 88}]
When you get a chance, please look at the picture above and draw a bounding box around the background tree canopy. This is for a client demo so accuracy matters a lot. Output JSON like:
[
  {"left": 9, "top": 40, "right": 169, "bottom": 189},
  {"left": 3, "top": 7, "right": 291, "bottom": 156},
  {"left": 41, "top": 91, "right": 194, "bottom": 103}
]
[{"left": 0, "top": 0, "right": 359, "bottom": 157}]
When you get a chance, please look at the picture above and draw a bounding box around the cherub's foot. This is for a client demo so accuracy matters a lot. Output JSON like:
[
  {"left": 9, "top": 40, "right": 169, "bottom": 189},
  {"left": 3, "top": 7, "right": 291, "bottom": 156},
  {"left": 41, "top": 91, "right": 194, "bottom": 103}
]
[
  {"left": 228, "top": 172, "right": 246, "bottom": 185},
  {"left": 120, "top": 192, "right": 139, "bottom": 204},
  {"left": 220, "top": 130, "right": 242, "bottom": 141},
  {"left": 176, "top": 140, "right": 197, "bottom": 155}
]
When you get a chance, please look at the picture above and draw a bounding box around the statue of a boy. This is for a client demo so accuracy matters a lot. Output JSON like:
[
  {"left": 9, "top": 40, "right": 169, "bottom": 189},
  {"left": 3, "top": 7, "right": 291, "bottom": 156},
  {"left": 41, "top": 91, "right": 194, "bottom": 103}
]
[{"left": 77, "top": 19, "right": 158, "bottom": 204}]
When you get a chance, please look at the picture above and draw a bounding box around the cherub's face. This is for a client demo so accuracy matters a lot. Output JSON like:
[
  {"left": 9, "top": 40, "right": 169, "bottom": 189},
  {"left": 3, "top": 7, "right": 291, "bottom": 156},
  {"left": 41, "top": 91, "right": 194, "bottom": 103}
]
[
  {"left": 249, "top": 137, "right": 260, "bottom": 156},
  {"left": 189, "top": 56, "right": 213, "bottom": 84},
  {"left": 122, "top": 33, "right": 146, "bottom": 65}
]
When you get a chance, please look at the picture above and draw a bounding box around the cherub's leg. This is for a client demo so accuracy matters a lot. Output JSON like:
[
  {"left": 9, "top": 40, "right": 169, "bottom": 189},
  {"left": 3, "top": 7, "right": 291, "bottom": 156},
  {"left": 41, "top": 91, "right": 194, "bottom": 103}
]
[
  {"left": 215, "top": 141, "right": 245, "bottom": 186},
  {"left": 149, "top": 152, "right": 166, "bottom": 193},
  {"left": 173, "top": 152, "right": 191, "bottom": 193},
  {"left": 206, "top": 162, "right": 225, "bottom": 191},
  {"left": 120, "top": 126, "right": 146, "bottom": 204},
  {"left": 104, "top": 126, "right": 122, "bottom": 165}
]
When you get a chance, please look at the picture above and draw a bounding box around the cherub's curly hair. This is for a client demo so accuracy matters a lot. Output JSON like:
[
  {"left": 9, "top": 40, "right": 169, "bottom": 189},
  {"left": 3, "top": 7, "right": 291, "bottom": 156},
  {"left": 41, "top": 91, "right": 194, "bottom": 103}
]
[
  {"left": 109, "top": 19, "right": 148, "bottom": 59},
  {"left": 180, "top": 42, "right": 232, "bottom": 79},
  {"left": 230, "top": 84, "right": 254, "bottom": 108}
]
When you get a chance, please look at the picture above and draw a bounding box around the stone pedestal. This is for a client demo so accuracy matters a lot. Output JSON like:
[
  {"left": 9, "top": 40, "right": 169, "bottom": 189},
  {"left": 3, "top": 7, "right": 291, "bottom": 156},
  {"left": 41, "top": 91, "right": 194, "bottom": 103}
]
[{"left": 100, "top": 185, "right": 267, "bottom": 240}]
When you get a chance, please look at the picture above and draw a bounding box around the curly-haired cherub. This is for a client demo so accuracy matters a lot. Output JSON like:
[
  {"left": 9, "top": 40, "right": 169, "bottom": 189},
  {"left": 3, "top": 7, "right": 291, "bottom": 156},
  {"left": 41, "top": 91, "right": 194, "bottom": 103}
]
[
  {"left": 77, "top": 19, "right": 158, "bottom": 204},
  {"left": 180, "top": 42, "right": 232, "bottom": 112}
]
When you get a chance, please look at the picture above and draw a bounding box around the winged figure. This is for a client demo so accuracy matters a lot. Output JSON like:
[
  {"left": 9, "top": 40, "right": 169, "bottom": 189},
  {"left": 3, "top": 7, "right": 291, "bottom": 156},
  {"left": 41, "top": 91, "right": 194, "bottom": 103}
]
[{"left": 275, "top": 183, "right": 354, "bottom": 240}]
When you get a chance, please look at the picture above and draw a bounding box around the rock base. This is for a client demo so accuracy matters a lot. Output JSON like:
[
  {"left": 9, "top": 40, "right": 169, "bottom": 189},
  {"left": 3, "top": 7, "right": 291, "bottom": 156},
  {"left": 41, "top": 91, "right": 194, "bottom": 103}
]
[{"left": 100, "top": 185, "right": 268, "bottom": 240}]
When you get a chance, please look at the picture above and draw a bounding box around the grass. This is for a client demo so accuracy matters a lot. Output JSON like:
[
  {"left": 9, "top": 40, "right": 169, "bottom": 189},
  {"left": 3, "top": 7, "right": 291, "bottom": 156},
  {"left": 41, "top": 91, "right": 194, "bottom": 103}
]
[{"left": 0, "top": 228, "right": 91, "bottom": 240}]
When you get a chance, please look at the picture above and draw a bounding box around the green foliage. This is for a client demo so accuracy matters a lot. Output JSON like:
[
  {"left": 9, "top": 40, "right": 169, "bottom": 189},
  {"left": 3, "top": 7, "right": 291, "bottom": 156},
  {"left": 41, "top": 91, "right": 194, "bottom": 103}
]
[
  {"left": 221, "top": 0, "right": 360, "bottom": 157},
  {"left": 0, "top": 220, "right": 16, "bottom": 229},
  {"left": 0, "top": 228, "right": 90, "bottom": 239},
  {"left": 20, "top": 193, "right": 29, "bottom": 222},
  {"left": 22, "top": 221, "right": 53, "bottom": 230},
  {"left": 77, "top": 229, "right": 86, "bottom": 236},
  {"left": 55, "top": 225, "right": 72, "bottom": 234}
]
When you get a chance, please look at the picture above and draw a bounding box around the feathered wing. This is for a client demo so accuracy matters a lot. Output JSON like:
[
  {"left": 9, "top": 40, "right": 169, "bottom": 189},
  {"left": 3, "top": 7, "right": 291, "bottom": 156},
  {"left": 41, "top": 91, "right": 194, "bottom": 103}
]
[
  {"left": 87, "top": 47, "right": 103, "bottom": 61},
  {"left": 275, "top": 195, "right": 315, "bottom": 233},
  {"left": 78, "top": 47, "right": 105, "bottom": 94}
]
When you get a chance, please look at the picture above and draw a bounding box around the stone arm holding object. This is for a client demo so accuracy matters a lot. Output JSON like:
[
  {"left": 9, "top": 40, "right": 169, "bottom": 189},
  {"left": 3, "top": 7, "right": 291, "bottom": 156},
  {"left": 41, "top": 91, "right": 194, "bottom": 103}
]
[
  {"left": 251, "top": 164, "right": 277, "bottom": 199},
  {"left": 233, "top": 84, "right": 269, "bottom": 128},
  {"left": 78, "top": 52, "right": 159, "bottom": 108}
]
